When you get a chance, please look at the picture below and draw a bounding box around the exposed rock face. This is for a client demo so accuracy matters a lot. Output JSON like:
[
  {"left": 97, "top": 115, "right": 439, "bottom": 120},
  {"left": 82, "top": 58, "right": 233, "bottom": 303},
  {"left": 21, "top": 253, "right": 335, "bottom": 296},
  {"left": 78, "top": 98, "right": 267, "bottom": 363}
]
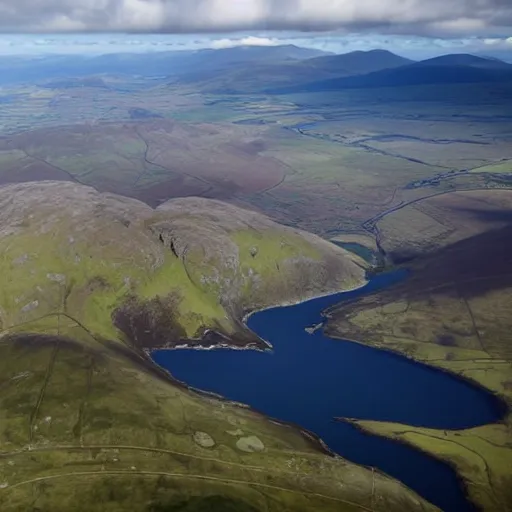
[
  {"left": 236, "top": 435, "right": 265, "bottom": 453},
  {"left": 193, "top": 431, "right": 216, "bottom": 448},
  {"left": 0, "top": 181, "right": 366, "bottom": 351},
  {"left": 152, "top": 197, "right": 366, "bottom": 315}
]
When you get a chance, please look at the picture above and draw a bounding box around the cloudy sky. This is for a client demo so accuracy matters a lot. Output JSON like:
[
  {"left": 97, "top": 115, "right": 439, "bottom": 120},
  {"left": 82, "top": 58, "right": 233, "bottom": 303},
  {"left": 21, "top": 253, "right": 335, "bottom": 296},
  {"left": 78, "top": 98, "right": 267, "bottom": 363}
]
[{"left": 0, "top": 0, "right": 511, "bottom": 59}]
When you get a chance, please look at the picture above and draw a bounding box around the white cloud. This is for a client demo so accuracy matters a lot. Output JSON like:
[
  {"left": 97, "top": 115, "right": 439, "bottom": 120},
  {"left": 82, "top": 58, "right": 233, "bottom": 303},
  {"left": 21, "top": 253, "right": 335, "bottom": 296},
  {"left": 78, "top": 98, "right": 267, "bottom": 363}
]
[
  {"left": 428, "top": 17, "right": 487, "bottom": 34},
  {"left": 34, "top": 15, "right": 88, "bottom": 32},
  {"left": 112, "top": 0, "right": 165, "bottom": 30},
  {"left": 210, "top": 36, "right": 279, "bottom": 49},
  {"left": 0, "top": 0, "right": 510, "bottom": 37},
  {"left": 480, "top": 36, "right": 512, "bottom": 48},
  {"left": 194, "top": 0, "right": 268, "bottom": 29}
]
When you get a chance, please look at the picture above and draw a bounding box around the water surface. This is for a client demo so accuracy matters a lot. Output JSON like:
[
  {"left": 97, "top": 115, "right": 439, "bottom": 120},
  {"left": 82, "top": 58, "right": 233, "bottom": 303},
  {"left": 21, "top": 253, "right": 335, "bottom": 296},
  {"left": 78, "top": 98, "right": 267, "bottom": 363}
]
[{"left": 153, "top": 271, "right": 502, "bottom": 512}]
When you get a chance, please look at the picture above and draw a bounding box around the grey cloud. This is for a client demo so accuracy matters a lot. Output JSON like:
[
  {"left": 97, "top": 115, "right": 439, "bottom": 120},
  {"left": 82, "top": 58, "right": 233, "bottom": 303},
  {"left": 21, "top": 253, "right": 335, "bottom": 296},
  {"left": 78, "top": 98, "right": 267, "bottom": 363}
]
[{"left": 0, "top": 0, "right": 511, "bottom": 35}]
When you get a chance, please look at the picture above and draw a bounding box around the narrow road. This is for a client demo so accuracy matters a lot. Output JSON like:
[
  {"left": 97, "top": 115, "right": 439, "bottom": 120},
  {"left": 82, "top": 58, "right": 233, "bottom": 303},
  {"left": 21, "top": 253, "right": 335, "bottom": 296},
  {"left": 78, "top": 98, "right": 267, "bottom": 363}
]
[{"left": 4, "top": 470, "right": 375, "bottom": 511}]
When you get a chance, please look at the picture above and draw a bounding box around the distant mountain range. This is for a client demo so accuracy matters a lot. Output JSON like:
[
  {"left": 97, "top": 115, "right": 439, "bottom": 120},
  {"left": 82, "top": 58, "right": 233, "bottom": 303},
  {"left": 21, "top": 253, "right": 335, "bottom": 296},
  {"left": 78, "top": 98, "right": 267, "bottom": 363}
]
[
  {"left": 411, "top": 54, "right": 511, "bottom": 69},
  {"left": 269, "top": 53, "right": 512, "bottom": 94},
  {"left": 0, "top": 45, "right": 330, "bottom": 85},
  {"left": 167, "top": 44, "right": 330, "bottom": 76},
  {"left": 1, "top": 45, "right": 511, "bottom": 93},
  {"left": 201, "top": 44, "right": 331, "bottom": 63},
  {"left": 176, "top": 49, "right": 415, "bottom": 93}
]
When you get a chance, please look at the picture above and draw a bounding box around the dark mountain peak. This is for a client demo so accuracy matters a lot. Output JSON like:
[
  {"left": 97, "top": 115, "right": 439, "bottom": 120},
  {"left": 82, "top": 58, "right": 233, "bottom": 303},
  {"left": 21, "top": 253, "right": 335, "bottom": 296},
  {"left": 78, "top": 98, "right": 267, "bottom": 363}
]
[
  {"left": 270, "top": 50, "right": 512, "bottom": 94},
  {"left": 414, "top": 53, "right": 512, "bottom": 69},
  {"left": 275, "top": 43, "right": 304, "bottom": 50}
]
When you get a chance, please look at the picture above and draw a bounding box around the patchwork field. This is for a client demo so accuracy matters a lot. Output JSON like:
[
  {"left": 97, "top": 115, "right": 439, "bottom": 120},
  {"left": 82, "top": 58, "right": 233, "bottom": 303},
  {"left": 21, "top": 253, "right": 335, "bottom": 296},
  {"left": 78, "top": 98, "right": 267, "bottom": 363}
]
[{"left": 471, "top": 159, "right": 512, "bottom": 174}]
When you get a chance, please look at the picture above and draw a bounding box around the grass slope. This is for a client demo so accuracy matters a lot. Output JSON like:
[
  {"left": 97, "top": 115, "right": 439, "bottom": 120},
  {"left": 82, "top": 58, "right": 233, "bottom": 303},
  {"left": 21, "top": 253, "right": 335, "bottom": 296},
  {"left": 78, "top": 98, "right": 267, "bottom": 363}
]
[
  {"left": 0, "top": 182, "right": 365, "bottom": 347},
  {"left": 0, "top": 327, "right": 434, "bottom": 512},
  {"left": 0, "top": 181, "right": 437, "bottom": 511}
]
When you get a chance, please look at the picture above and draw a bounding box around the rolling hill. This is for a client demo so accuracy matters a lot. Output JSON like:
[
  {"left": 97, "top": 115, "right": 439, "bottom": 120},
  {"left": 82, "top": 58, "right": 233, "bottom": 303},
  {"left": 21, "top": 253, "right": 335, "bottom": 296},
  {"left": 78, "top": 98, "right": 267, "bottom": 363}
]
[{"left": 0, "top": 181, "right": 366, "bottom": 348}]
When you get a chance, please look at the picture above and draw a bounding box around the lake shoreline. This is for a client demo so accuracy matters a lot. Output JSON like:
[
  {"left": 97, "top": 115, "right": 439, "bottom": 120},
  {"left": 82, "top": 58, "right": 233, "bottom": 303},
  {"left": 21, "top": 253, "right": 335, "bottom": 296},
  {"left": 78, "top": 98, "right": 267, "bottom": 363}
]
[
  {"left": 147, "top": 350, "right": 338, "bottom": 459},
  {"left": 241, "top": 278, "right": 369, "bottom": 326},
  {"left": 151, "top": 269, "right": 500, "bottom": 512},
  {"left": 323, "top": 329, "right": 509, "bottom": 425},
  {"left": 150, "top": 277, "right": 369, "bottom": 354},
  {"left": 337, "top": 416, "right": 476, "bottom": 512}
]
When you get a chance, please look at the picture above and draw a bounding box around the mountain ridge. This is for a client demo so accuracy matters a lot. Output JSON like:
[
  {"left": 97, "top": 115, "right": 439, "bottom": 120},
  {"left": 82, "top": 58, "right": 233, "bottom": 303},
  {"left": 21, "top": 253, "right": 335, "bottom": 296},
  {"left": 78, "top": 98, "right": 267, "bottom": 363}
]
[
  {"left": 269, "top": 53, "right": 512, "bottom": 94},
  {"left": 177, "top": 48, "right": 414, "bottom": 93}
]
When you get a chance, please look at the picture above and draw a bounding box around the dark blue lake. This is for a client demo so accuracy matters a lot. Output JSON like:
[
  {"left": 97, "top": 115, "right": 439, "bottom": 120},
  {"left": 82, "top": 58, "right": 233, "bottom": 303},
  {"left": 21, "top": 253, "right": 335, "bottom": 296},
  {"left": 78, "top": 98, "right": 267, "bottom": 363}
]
[{"left": 152, "top": 270, "right": 503, "bottom": 512}]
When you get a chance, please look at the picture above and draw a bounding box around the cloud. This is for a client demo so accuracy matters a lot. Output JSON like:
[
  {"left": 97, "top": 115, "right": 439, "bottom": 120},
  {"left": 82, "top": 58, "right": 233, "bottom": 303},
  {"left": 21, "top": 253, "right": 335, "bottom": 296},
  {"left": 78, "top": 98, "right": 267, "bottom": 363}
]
[
  {"left": 0, "top": 0, "right": 510, "bottom": 37},
  {"left": 484, "top": 38, "right": 503, "bottom": 45},
  {"left": 427, "top": 17, "right": 488, "bottom": 34},
  {"left": 210, "top": 36, "right": 279, "bottom": 49},
  {"left": 482, "top": 36, "right": 512, "bottom": 46}
]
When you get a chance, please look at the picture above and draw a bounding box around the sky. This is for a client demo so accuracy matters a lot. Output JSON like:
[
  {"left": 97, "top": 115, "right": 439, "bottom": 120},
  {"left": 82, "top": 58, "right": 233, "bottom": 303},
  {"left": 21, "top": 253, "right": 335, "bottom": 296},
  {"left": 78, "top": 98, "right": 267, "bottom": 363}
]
[{"left": 0, "top": 0, "right": 511, "bottom": 59}]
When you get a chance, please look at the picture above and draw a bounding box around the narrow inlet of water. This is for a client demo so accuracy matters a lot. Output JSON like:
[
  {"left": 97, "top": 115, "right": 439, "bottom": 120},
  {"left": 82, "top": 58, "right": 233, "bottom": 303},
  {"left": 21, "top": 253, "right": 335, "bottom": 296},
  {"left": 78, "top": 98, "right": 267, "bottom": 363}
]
[{"left": 153, "top": 271, "right": 503, "bottom": 511}]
